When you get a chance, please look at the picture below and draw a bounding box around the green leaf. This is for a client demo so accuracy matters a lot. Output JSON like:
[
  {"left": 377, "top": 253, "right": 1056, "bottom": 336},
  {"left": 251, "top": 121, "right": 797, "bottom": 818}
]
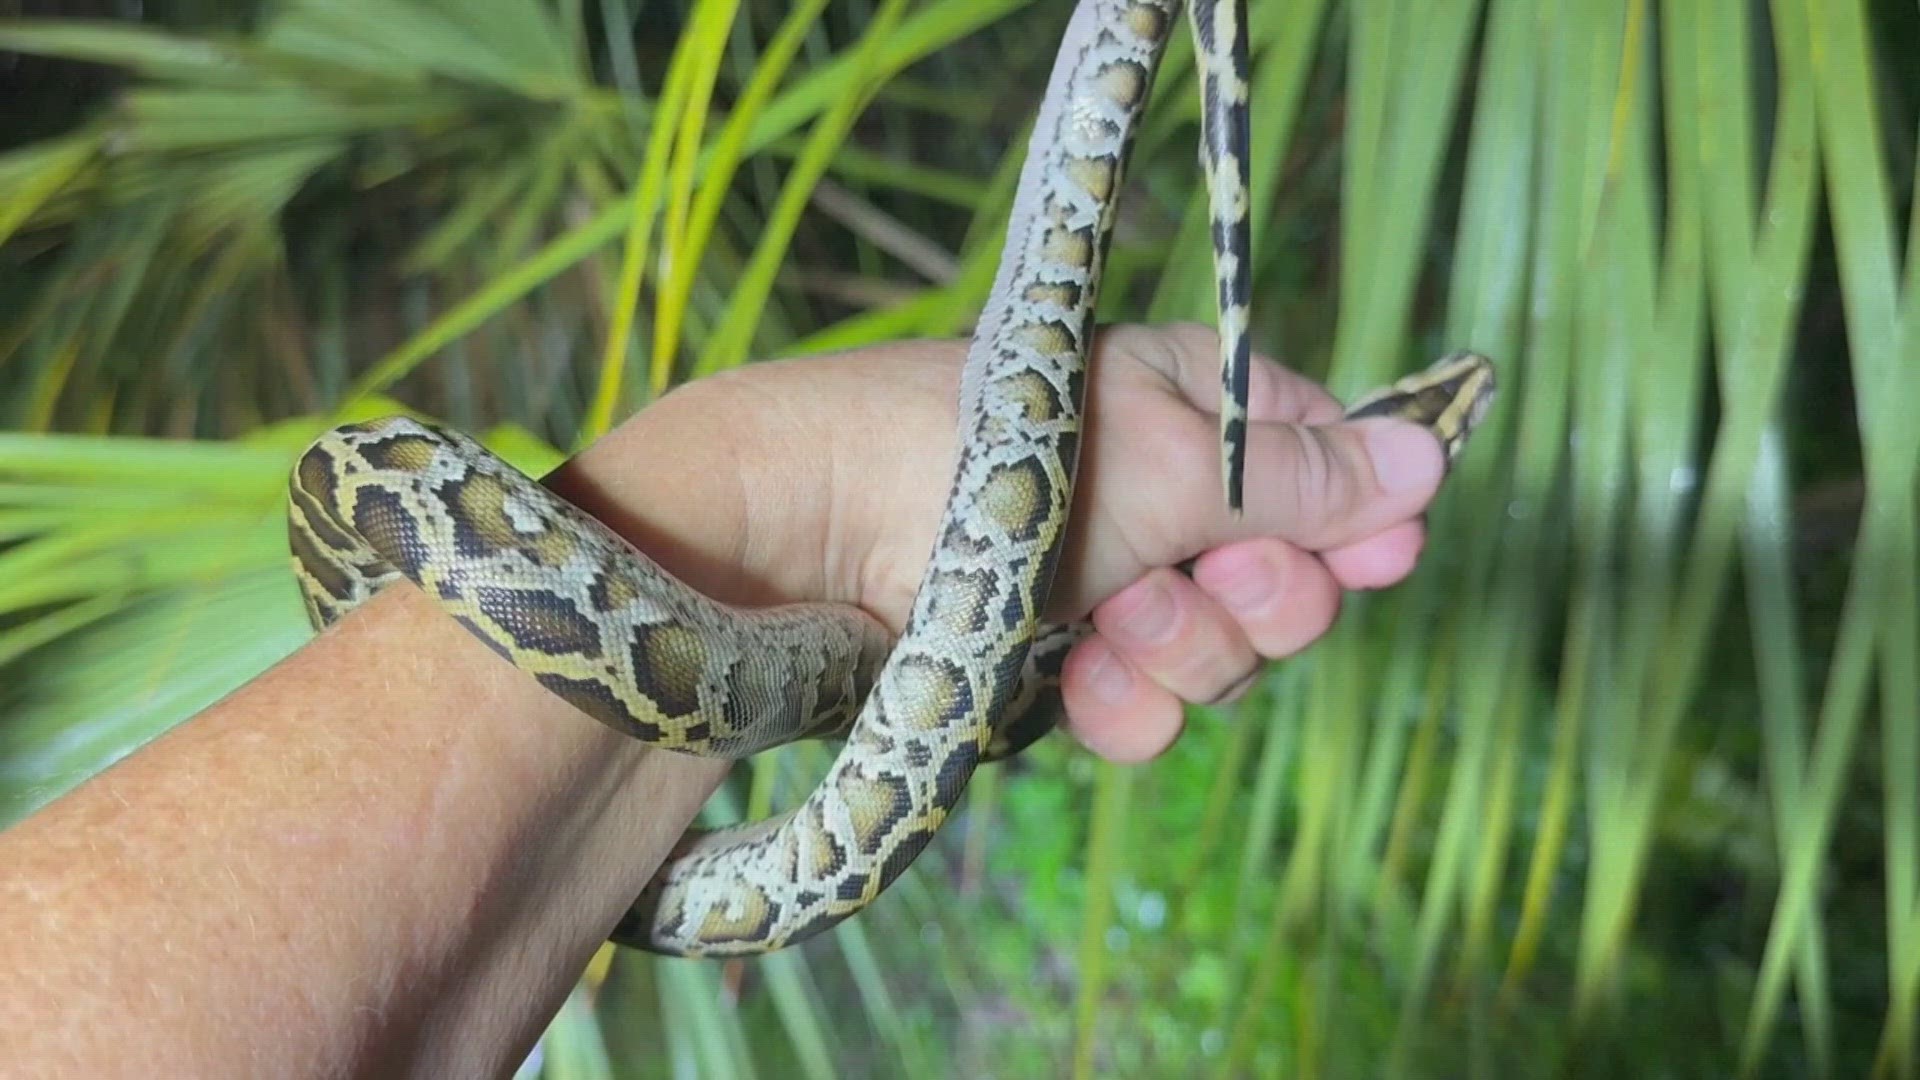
[
  {"left": 0, "top": 133, "right": 99, "bottom": 246},
  {"left": 0, "top": 21, "right": 262, "bottom": 83}
]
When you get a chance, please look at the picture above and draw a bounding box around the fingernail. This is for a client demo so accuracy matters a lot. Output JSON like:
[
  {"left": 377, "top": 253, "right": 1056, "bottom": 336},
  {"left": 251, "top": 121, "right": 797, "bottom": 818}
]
[
  {"left": 1089, "top": 645, "right": 1134, "bottom": 705},
  {"left": 1212, "top": 550, "right": 1278, "bottom": 616},
  {"left": 1111, "top": 579, "right": 1178, "bottom": 645},
  {"left": 1364, "top": 420, "right": 1444, "bottom": 496}
]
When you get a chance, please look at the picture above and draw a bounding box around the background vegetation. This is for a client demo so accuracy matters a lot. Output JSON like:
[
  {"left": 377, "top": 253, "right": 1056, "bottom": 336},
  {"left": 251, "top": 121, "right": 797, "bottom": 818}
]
[{"left": 1, "top": 0, "right": 1916, "bottom": 1075}]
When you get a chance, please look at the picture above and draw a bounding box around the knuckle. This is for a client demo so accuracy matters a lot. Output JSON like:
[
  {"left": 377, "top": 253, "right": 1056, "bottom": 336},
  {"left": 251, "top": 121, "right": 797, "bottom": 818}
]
[
  {"left": 1282, "top": 425, "right": 1346, "bottom": 520},
  {"left": 1119, "top": 322, "right": 1223, "bottom": 400},
  {"left": 1163, "top": 606, "right": 1256, "bottom": 698},
  {"left": 1163, "top": 321, "right": 1221, "bottom": 357}
]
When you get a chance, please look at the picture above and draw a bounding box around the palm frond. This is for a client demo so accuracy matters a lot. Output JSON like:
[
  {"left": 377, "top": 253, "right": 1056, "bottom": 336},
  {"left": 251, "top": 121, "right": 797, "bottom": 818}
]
[{"left": 3, "top": 0, "right": 1918, "bottom": 1075}]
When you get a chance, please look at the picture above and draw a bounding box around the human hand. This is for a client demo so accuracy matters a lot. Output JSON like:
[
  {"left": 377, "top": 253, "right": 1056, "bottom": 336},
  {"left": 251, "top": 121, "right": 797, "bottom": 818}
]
[
  {"left": 0, "top": 325, "right": 1455, "bottom": 1076},
  {"left": 550, "top": 323, "right": 1446, "bottom": 766}
]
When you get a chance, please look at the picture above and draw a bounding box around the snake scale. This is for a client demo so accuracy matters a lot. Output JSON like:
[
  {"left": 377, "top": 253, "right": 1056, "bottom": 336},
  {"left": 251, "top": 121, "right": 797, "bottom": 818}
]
[{"left": 289, "top": 0, "right": 1496, "bottom": 958}]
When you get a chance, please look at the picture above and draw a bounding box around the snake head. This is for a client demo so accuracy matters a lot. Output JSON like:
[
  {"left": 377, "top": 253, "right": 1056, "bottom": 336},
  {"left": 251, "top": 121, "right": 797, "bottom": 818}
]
[{"left": 1343, "top": 351, "right": 1497, "bottom": 467}]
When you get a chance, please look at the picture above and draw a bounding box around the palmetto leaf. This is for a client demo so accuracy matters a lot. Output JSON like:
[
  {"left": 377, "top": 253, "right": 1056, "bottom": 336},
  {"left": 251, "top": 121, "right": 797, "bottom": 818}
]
[{"left": 2, "top": 0, "right": 1916, "bottom": 1076}]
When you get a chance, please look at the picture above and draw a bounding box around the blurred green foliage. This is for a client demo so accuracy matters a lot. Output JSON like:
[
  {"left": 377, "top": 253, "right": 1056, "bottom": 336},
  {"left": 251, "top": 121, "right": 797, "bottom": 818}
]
[{"left": 3, "top": 0, "right": 1918, "bottom": 1076}]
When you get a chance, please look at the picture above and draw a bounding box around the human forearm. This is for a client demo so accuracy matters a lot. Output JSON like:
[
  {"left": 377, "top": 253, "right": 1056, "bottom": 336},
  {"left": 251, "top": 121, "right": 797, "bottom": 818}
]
[{"left": 0, "top": 487, "right": 731, "bottom": 1078}]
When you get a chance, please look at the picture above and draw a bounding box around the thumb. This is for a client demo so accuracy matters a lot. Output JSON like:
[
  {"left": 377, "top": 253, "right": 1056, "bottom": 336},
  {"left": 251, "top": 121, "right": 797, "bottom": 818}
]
[{"left": 1237, "top": 415, "right": 1446, "bottom": 552}]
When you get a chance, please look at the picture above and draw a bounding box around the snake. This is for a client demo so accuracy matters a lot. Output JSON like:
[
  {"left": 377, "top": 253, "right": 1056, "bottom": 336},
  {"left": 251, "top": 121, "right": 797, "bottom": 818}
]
[{"left": 287, "top": 0, "right": 1497, "bottom": 959}]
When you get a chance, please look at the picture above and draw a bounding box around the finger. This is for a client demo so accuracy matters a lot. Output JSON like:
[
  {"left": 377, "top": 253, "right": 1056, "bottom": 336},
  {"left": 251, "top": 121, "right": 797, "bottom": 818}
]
[
  {"left": 1058, "top": 636, "right": 1187, "bottom": 763},
  {"left": 1188, "top": 538, "right": 1343, "bottom": 659},
  {"left": 1233, "top": 416, "right": 1446, "bottom": 551},
  {"left": 1090, "top": 568, "right": 1262, "bottom": 707},
  {"left": 1112, "top": 322, "right": 1345, "bottom": 425},
  {"left": 1136, "top": 411, "right": 1446, "bottom": 559},
  {"left": 1105, "top": 327, "right": 1448, "bottom": 552},
  {"left": 1321, "top": 518, "right": 1428, "bottom": 591}
]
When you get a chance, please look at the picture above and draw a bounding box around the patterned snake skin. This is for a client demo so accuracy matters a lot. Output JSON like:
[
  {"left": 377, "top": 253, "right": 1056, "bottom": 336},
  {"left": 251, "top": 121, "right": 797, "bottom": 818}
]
[{"left": 288, "top": 0, "right": 1496, "bottom": 958}]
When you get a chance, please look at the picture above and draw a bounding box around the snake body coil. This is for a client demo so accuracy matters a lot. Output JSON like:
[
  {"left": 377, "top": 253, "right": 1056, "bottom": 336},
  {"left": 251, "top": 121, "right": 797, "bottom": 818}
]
[{"left": 289, "top": 0, "right": 1495, "bottom": 958}]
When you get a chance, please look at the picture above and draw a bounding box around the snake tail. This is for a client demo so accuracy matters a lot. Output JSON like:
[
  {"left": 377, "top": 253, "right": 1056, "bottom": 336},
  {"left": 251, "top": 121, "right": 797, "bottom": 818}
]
[{"left": 1189, "top": 0, "right": 1254, "bottom": 512}]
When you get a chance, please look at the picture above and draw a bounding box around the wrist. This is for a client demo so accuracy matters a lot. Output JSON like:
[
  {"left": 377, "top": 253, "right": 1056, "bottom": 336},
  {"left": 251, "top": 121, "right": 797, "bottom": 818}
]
[{"left": 549, "top": 386, "right": 804, "bottom": 610}]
